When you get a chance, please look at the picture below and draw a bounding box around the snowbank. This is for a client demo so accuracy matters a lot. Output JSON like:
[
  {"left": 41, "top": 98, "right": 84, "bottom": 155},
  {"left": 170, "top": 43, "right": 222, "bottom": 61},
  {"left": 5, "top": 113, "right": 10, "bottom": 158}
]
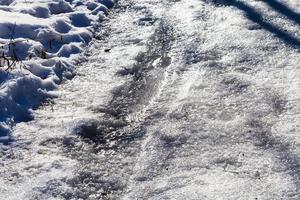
[{"left": 0, "top": 0, "right": 114, "bottom": 143}]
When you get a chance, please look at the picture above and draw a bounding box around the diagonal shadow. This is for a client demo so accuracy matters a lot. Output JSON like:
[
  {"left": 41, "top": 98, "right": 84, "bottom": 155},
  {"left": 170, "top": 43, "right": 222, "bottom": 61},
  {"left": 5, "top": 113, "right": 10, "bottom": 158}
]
[
  {"left": 211, "top": 0, "right": 300, "bottom": 48},
  {"left": 210, "top": 0, "right": 300, "bottom": 193},
  {"left": 246, "top": 118, "right": 300, "bottom": 193},
  {"left": 264, "top": 0, "right": 300, "bottom": 26}
]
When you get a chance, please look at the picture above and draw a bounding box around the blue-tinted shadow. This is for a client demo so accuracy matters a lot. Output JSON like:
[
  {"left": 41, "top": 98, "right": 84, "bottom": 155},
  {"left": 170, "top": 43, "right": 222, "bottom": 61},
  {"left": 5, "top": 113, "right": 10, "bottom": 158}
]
[
  {"left": 212, "top": 0, "right": 300, "bottom": 48},
  {"left": 265, "top": 0, "right": 300, "bottom": 26}
]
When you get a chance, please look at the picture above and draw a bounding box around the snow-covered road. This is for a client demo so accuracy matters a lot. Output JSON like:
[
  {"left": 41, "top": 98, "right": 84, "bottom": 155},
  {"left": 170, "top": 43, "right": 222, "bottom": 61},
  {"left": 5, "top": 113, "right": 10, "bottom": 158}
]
[{"left": 1, "top": 0, "right": 300, "bottom": 199}]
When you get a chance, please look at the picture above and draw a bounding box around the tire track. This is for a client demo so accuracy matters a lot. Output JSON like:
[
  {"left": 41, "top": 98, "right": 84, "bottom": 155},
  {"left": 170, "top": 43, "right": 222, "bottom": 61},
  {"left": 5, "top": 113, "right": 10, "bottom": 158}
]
[
  {"left": 74, "top": 20, "right": 174, "bottom": 145},
  {"left": 58, "top": 4, "right": 176, "bottom": 199}
]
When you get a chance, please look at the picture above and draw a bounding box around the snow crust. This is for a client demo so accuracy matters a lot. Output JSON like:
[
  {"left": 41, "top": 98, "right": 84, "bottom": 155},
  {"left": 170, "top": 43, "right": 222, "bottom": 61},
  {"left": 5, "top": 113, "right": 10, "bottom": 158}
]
[
  {"left": 1, "top": 0, "right": 300, "bottom": 199},
  {"left": 0, "top": 0, "right": 114, "bottom": 142}
]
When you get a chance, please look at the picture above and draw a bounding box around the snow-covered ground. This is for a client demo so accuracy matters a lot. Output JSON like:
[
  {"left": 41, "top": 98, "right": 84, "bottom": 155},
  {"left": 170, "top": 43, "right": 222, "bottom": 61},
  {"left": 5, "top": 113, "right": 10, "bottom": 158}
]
[
  {"left": 1, "top": 0, "right": 300, "bottom": 199},
  {"left": 0, "top": 0, "right": 113, "bottom": 142}
]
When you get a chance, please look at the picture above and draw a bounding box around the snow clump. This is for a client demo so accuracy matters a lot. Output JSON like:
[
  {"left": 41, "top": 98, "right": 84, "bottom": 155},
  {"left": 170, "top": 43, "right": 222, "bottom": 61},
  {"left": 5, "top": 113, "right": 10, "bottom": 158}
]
[{"left": 0, "top": 0, "right": 115, "bottom": 143}]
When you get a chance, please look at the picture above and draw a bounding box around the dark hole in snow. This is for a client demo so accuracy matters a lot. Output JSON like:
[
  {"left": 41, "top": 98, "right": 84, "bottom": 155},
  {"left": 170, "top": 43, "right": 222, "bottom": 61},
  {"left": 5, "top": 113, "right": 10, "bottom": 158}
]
[
  {"left": 104, "top": 48, "right": 111, "bottom": 52},
  {"left": 73, "top": 120, "right": 106, "bottom": 143}
]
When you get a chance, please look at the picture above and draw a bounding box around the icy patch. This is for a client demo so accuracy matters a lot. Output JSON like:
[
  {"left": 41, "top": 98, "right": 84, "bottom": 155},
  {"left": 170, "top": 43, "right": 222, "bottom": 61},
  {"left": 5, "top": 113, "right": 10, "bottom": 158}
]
[{"left": 0, "top": 0, "right": 114, "bottom": 141}]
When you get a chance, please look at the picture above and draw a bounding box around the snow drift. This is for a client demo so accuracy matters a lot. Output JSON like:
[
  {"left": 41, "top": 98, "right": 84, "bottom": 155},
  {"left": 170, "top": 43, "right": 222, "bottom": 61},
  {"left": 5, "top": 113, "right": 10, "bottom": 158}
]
[{"left": 0, "top": 0, "right": 114, "bottom": 143}]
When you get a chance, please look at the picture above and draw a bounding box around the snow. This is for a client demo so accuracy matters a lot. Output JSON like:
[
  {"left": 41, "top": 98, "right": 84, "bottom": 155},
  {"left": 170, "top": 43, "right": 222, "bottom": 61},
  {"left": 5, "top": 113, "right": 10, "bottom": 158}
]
[
  {"left": 0, "top": 0, "right": 114, "bottom": 142},
  {"left": 1, "top": 0, "right": 300, "bottom": 199},
  {"left": 0, "top": 3, "right": 149, "bottom": 197}
]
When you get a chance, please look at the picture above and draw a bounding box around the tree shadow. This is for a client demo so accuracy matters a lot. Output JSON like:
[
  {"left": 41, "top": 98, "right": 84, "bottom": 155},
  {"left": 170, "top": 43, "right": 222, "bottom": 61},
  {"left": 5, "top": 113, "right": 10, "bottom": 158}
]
[
  {"left": 211, "top": 0, "right": 300, "bottom": 48},
  {"left": 210, "top": 0, "right": 300, "bottom": 193},
  {"left": 264, "top": 0, "right": 300, "bottom": 26}
]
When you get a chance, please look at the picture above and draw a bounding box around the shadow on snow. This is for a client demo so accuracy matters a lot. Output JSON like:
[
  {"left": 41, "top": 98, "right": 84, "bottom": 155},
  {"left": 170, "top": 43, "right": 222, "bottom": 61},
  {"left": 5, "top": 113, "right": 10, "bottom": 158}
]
[
  {"left": 264, "top": 0, "right": 300, "bottom": 27},
  {"left": 211, "top": 0, "right": 300, "bottom": 48}
]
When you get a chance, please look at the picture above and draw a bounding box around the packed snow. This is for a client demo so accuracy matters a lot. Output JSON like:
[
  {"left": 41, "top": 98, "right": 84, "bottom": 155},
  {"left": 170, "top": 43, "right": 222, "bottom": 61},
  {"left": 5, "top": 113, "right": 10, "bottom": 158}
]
[{"left": 1, "top": 0, "right": 300, "bottom": 199}]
